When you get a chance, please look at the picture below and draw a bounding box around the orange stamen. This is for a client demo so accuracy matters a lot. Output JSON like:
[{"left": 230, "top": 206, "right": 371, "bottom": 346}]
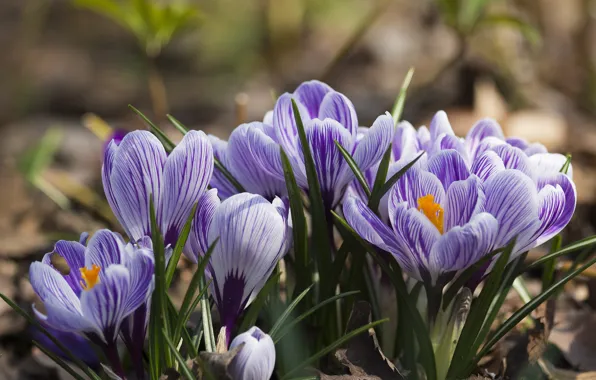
[
  {"left": 79, "top": 264, "right": 101, "bottom": 290},
  {"left": 417, "top": 194, "right": 444, "bottom": 233}
]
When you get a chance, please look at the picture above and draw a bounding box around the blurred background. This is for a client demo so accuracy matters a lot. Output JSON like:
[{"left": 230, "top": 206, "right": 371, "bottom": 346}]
[{"left": 2, "top": 0, "right": 596, "bottom": 378}]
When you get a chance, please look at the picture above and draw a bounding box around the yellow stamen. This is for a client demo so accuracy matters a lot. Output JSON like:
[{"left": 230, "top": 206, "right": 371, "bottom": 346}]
[
  {"left": 80, "top": 264, "right": 101, "bottom": 290},
  {"left": 417, "top": 194, "right": 444, "bottom": 233}
]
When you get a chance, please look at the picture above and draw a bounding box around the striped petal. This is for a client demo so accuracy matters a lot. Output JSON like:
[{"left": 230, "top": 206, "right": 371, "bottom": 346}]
[
  {"left": 465, "top": 118, "right": 505, "bottom": 160},
  {"left": 428, "top": 213, "right": 498, "bottom": 284},
  {"left": 42, "top": 240, "right": 86, "bottom": 296},
  {"left": 389, "top": 167, "right": 445, "bottom": 210},
  {"left": 429, "top": 111, "right": 454, "bottom": 141},
  {"left": 161, "top": 130, "right": 213, "bottom": 246},
  {"left": 229, "top": 327, "right": 276, "bottom": 380},
  {"left": 529, "top": 153, "right": 573, "bottom": 179},
  {"left": 122, "top": 248, "right": 154, "bottom": 316},
  {"left": 491, "top": 144, "right": 533, "bottom": 178},
  {"left": 273, "top": 93, "right": 311, "bottom": 155},
  {"left": 427, "top": 150, "right": 471, "bottom": 191},
  {"left": 104, "top": 131, "right": 166, "bottom": 242},
  {"left": 352, "top": 113, "right": 395, "bottom": 174},
  {"left": 295, "top": 80, "right": 332, "bottom": 118},
  {"left": 471, "top": 150, "right": 505, "bottom": 181},
  {"left": 85, "top": 229, "right": 126, "bottom": 271},
  {"left": 186, "top": 188, "right": 221, "bottom": 262},
  {"left": 209, "top": 135, "right": 238, "bottom": 199},
  {"left": 483, "top": 170, "right": 541, "bottom": 252},
  {"left": 393, "top": 121, "right": 421, "bottom": 161},
  {"left": 318, "top": 91, "right": 359, "bottom": 136},
  {"left": 444, "top": 175, "right": 485, "bottom": 231},
  {"left": 208, "top": 194, "right": 290, "bottom": 330}
]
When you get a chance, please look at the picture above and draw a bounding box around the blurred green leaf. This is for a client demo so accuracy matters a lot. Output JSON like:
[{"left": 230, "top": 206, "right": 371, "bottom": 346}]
[
  {"left": 391, "top": 67, "right": 415, "bottom": 124},
  {"left": 478, "top": 13, "right": 541, "bottom": 47},
  {"left": 270, "top": 285, "right": 314, "bottom": 339},
  {"left": 19, "top": 127, "right": 62, "bottom": 180},
  {"left": 458, "top": 0, "right": 494, "bottom": 32},
  {"left": 335, "top": 140, "right": 371, "bottom": 197}
]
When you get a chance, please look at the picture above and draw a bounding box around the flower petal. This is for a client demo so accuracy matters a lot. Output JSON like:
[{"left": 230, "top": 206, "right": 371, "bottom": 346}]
[
  {"left": 429, "top": 111, "right": 454, "bottom": 141},
  {"left": 491, "top": 144, "right": 533, "bottom": 178},
  {"left": 85, "top": 229, "right": 126, "bottom": 270},
  {"left": 352, "top": 113, "right": 395, "bottom": 173},
  {"left": 444, "top": 175, "right": 485, "bottom": 231},
  {"left": 42, "top": 240, "right": 86, "bottom": 295},
  {"left": 294, "top": 80, "right": 332, "bottom": 118},
  {"left": 471, "top": 151, "right": 505, "bottom": 181},
  {"left": 186, "top": 188, "right": 221, "bottom": 262},
  {"left": 465, "top": 118, "right": 505, "bottom": 160},
  {"left": 208, "top": 135, "right": 238, "bottom": 199},
  {"left": 273, "top": 93, "right": 311, "bottom": 155},
  {"left": 393, "top": 121, "right": 421, "bottom": 161},
  {"left": 227, "top": 123, "right": 287, "bottom": 199},
  {"left": 303, "top": 118, "right": 354, "bottom": 207},
  {"left": 389, "top": 167, "right": 445, "bottom": 210},
  {"left": 161, "top": 130, "right": 213, "bottom": 246},
  {"left": 80, "top": 265, "right": 131, "bottom": 343},
  {"left": 428, "top": 213, "right": 498, "bottom": 283},
  {"left": 104, "top": 131, "right": 167, "bottom": 242},
  {"left": 427, "top": 150, "right": 471, "bottom": 191},
  {"left": 318, "top": 91, "right": 359, "bottom": 136},
  {"left": 208, "top": 194, "right": 289, "bottom": 328},
  {"left": 123, "top": 248, "right": 154, "bottom": 315},
  {"left": 229, "top": 327, "right": 276, "bottom": 380},
  {"left": 483, "top": 170, "right": 541, "bottom": 252},
  {"left": 529, "top": 153, "right": 573, "bottom": 179}
]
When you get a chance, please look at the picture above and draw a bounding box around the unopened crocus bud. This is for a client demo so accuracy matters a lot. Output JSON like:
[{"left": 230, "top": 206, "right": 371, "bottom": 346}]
[{"left": 229, "top": 327, "right": 275, "bottom": 380}]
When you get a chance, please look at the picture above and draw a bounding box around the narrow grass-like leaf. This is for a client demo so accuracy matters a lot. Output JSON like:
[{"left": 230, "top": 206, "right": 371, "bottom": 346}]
[
  {"left": 0, "top": 294, "right": 101, "bottom": 380},
  {"left": 274, "top": 291, "right": 360, "bottom": 343},
  {"left": 165, "top": 203, "right": 197, "bottom": 287},
  {"left": 560, "top": 154, "right": 572, "bottom": 174},
  {"left": 471, "top": 254, "right": 596, "bottom": 374},
  {"left": 214, "top": 157, "right": 245, "bottom": 193},
  {"left": 201, "top": 285, "right": 216, "bottom": 352},
  {"left": 368, "top": 151, "right": 425, "bottom": 212},
  {"left": 391, "top": 67, "right": 415, "bottom": 124},
  {"left": 447, "top": 239, "right": 515, "bottom": 379},
  {"left": 280, "top": 319, "right": 388, "bottom": 379},
  {"left": 32, "top": 340, "right": 87, "bottom": 380},
  {"left": 280, "top": 147, "right": 309, "bottom": 297},
  {"left": 335, "top": 140, "right": 371, "bottom": 197},
  {"left": 163, "top": 331, "right": 194, "bottom": 380},
  {"left": 542, "top": 235, "right": 561, "bottom": 292},
  {"left": 173, "top": 279, "right": 212, "bottom": 348},
  {"left": 269, "top": 284, "right": 314, "bottom": 339},
  {"left": 129, "top": 104, "right": 175, "bottom": 152},
  {"left": 525, "top": 235, "right": 596, "bottom": 270},
  {"left": 167, "top": 114, "right": 189, "bottom": 135},
  {"left": 368, "top": 145, "right": 392, "bottom": 210},
  {"left": 478, "top": 14, "right": 541, "bottom": 47},
  {"left": 240, "top": 272, "right": 282, "bottom": 333},
  {"left": 331, "top": 212, "right": 437, "bottom": 380},
  {"left": 291, "top": 99, "right": 333, "bottom": 298},
  {"left": 443, "top": 248, "right": 504, "bottom": 309},
  {"left": 330, "top": 243, "right": 349, "bottom": 294}
]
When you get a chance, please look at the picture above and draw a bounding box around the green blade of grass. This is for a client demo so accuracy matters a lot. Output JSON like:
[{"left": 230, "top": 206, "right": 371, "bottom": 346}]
[
  {"left": 165, "top": 203, "right": 197, "bottom": 287},
  {"left": 280, "top": 147, "right": 309, "bottom": 297},
  {"left": 32, "top": 340, "right": 87, "bottom": 380},
  {"left": 129, "top": 104, "right": 175, "bottom": 152},
  {"left": 167, "top": 114, "right": 189, "bottom": 135},
  {"left": 391, "top": 67, "right": 415, "bottom": 124},
  {"left": 525, "top": 235, "right": 596, "bottom": 270},
  {"left": 269, "top": 284, "right": 314, "bottom": 339},
  {"left": 368, "top": 145, "right": 392, "bottom": 210},
  {"left": 280, "top": 319, "right": 388, "bottom": 379},
  {"left": 163, "top": 330, "right": 195, "bottom": 380},
  {"left": 274, "top": 290, "right": 360, "bottom": 343},
  {"left": 335, "top": 140, "right": 371, "bottom": 197}
]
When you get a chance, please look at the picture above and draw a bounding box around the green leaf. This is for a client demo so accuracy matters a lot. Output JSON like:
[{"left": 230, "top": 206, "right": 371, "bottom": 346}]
[
  {"left": 335, "top": 140, "right": 371, "bottom": 197},
  {"left": 269, "top": 285, "right": 314, "bottom": 339},
  {"left": 331, "top": 212, "right": 437, "bottom": 380},
  {"left": 478, "top": 14, "right": 541, "bottom": 47},
  {"left": 368, "top": 151, "right": 425, "bottom": 211},
  {"left": 391, "top": 67, "right": 415, "bottom": 124},
  {"left": 280, "top": 318, "right": 388, "bottom": 379},
  {"left": 368, "top": 144, "right": 392, "bottom": 212},
  {"left": 447, "top": 239, "right": 516, "bottom": 379},
  {"left": 280, "top": 147, "right": 310, "bottom": 296},
  {"left": 129, "top": 104, "right": 175, "bottom": 152},
  {"left": 525, "top": 235, "right": 596, "bottom": 270},
  {"left": 472, "top": 254, "right": 596, "bottom": 372},
  {"left": 18, "top": 127, "right": 63, "bottom": 181},
  {"left": 560, "top": 154, "right": 572, "bottom": 174},
  {"left": 167, "top": 114, "right": 189, "bottom": 135},
  {"left": 291, "top": 98, "right": 333, "bottom": 296},
  {"left": 240, "top": 272, "right": 281, "bottom": 333},
  {"left": 274, "top": 291, "right": 360, "bottom": 343},
  {"left": 32, "top": 340, "right": 87, "bottom": 380},
  {"left": 201, "top": 283, "right": 216, "bottom": 352},
  {"left": 458, "top": 0, "right": 494, "bottom": 32},
  {"left": 542, "top": 235, "right": 561, "bottom": 292},
  {"left": 165, "top": 202, "right": 197, "bottom": 287},
  {"left": 163, "top": 331, "right": 195, "bottom": 380},
  {"left": 0, "top": 293, "right": 101, "bottom": 380}
]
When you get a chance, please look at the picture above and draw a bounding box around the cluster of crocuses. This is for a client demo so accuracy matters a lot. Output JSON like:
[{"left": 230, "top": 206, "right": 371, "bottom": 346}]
[{"left": 27, "top": 80, "right": 576, "bottom": 379}]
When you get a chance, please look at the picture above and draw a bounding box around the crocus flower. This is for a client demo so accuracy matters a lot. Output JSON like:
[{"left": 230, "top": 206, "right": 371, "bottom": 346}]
[
  {"left": 209, "top": 122, "right": 287, "bottom": 200},
  {"left": 344, "top": 147, "right": 576, "bottom": 286},
  {"left": 229, "top": 327, "right": 276, "bottom": 380},
  {"left": 103, "top": 130, "right": 213, "bottom": 249},
  {"left": 272, "top": 80, "right": 394, "bottom": 209},
  {"left": 29, "top": 229, "right": 154, "bottom": 376},
  {"left": 187, "top": 192, "right": 292, "bottom": 344}
]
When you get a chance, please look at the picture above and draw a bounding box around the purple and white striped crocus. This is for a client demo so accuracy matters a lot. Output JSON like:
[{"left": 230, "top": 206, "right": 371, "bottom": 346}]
[
  {"left": 272, "top": 80, "right": 394, "bottom": 209},
  {"left": 29, "top": 230, "right": 154, "bottom": 377},
  {"left": 209, "top": 122, "right": 287, "bottom": 200},
  {"left": 103, "top": 129, "right": 213, "bottom": 250},
  {"left": 229, "top": 327, "right": 276, "bottom": 380},
  {"left": 344, "top": 147, "right": 576, "bottom": 286},
  {"left": 186, "top": 192, "right": 292, "bottom": 344}
]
